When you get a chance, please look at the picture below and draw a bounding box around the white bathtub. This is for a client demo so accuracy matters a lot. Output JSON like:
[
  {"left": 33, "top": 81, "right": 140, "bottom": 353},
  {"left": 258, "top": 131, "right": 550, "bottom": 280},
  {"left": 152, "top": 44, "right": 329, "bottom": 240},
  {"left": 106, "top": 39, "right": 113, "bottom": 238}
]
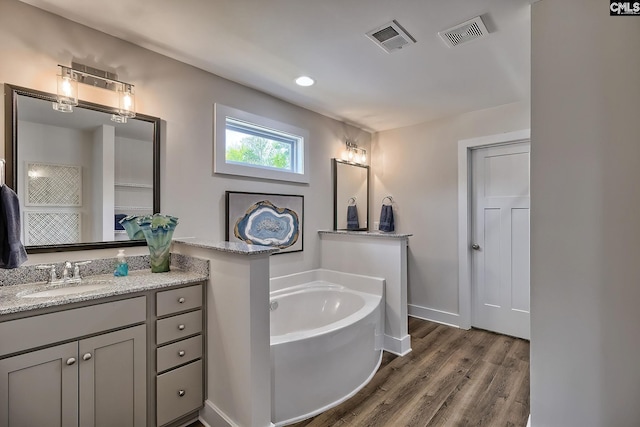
[{"left": 270, "top": 269, "right": 385, "bottom": 426}]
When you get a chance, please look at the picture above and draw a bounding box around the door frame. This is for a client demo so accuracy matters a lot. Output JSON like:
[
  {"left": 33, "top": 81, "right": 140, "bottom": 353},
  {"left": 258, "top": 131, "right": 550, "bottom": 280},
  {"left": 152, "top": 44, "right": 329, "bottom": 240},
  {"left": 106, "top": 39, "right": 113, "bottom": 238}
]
[{"left": 457, "top": 129, "right": 530, "bottom": 330}]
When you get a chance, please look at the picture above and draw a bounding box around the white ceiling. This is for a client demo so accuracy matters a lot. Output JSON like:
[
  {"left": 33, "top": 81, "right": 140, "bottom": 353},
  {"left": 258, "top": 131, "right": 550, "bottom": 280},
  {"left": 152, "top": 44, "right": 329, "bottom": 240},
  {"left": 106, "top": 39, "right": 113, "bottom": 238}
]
[{"left": 19, "top": 0, "right": 532, "bottom": 132}]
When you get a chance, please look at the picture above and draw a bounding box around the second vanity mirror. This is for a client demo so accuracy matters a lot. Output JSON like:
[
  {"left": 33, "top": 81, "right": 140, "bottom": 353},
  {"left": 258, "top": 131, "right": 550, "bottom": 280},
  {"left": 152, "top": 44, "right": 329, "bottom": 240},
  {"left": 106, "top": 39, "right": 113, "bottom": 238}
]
[
  {"left": 333, "top": 159, "right": 369, "bottom": 231},
  {"left": 4, "top": 84, "right": 160, "bottom": 253}
]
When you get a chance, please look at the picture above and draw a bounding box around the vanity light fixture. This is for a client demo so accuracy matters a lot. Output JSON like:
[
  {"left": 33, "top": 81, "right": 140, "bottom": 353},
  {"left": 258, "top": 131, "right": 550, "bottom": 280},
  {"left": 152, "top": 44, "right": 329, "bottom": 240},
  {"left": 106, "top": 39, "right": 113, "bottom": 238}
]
[
  {"left": 53, "top": 63, "right": 136, "bottom": 123},
  {"left": 344, "top": 139, "right": 367, "bottom": 165},
  {"left": 53, "top": 66, "right": 78, "bottom": 113}
]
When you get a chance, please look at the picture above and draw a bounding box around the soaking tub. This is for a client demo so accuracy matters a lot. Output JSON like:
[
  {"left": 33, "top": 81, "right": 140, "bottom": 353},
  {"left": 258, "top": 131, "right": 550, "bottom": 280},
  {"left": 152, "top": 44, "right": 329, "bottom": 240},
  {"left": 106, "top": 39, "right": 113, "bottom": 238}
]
[{"left": 270, "top": 269, "right": 385, "bottom": 426}]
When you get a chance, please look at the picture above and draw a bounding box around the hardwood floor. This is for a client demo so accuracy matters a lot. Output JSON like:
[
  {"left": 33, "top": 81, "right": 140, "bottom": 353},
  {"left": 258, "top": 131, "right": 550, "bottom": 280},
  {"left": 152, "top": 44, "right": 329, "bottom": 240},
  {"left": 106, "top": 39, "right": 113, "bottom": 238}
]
[
  {"left": 189, "top": 318, "right": 530, "bottom": 427},
  {"left": 291, "top": 318, "right": 529, "bottom": 427}
]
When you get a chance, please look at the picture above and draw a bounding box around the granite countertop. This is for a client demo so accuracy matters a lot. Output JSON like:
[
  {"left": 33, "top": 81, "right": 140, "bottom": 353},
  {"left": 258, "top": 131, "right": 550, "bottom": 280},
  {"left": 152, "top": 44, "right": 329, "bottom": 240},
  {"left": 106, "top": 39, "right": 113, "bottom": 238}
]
[
  {"left": 318, "top": 230, "right": 413, "bottom": 239},
  {"left": 0, "top": 268, "right": 208, "bottom": 316},
  {"left": 173, "top": 238, "right": 280, "bottom": 255}
]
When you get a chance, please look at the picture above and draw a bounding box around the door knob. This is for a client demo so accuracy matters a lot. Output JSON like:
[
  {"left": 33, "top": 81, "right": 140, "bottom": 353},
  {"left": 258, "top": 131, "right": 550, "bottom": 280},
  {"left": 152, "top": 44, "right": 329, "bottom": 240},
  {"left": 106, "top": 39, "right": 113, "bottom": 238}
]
[{"left": 471, "top": 244, "right": 480, "bottom": 250}]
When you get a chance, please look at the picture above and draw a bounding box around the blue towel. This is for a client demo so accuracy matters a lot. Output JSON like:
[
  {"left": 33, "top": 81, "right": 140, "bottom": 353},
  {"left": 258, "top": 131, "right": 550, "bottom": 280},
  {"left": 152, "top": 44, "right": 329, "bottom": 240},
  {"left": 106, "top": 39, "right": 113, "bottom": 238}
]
[
  {"left": 115, "top": 214, "right": 127, "bottom": 230},
  {"left": 347, "top": 205, "right": 359, "bottom": 230},
  {"left": 379, "top": 204, "right": 395, "bottom": 232},
  {"left": 0, "top": 185, "right": 28, "bottom": 268}
]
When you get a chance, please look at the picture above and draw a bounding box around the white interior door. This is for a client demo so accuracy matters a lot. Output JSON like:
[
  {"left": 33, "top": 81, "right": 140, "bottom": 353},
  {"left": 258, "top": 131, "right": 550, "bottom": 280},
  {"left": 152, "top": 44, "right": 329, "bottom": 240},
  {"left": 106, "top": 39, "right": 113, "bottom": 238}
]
[{"left": 471, "top": 142, "right": 530, "bottom": 339}]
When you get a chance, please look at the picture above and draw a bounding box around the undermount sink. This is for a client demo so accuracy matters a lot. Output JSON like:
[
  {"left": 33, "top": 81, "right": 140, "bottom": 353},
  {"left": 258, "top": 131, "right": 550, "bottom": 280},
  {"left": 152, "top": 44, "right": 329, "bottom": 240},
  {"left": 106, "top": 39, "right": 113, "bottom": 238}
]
[{"left": 20, "top": 282, "right": 111, "bottom": 298}]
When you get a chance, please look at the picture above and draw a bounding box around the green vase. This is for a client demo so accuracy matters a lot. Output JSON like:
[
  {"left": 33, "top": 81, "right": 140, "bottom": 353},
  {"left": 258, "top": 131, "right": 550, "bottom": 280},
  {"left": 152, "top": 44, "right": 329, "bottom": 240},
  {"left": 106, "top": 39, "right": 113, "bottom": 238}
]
[
  {"left": 119, "top": 215, "right": 145, "bottom": 240},
  {"left": 136, "top": 214, "right": 179, "bottom": 273}
]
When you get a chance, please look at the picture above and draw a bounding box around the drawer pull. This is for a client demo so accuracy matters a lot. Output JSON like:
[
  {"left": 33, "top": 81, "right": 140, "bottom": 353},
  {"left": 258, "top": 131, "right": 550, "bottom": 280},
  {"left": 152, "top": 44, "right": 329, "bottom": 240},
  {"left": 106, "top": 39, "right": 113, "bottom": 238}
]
[
  {"left": 178, "top": 297, "right": 185, "bottom": 304},
  {"left": 178, "top": 390, "right": 186, "bottom": 397},
  {"left": 82, "top": 353, "right": 92, "bottom": 361},
  {"left": 66, "top": 357, "right": 76, "bottom": 366},
  {"left": 178, "top": 324, "right": 186, "bottom": 331},
  {"left": 178, "top": 350, "right": 186, "bottom": 357}
]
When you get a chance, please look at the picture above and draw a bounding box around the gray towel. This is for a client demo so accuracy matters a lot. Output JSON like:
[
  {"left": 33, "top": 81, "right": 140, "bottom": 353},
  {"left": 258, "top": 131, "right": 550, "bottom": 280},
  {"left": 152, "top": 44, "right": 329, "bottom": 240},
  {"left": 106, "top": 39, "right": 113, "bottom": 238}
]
[
  {"left": 379, "top": 204, "right": 395, "bottom": 232},
  {"left": 347, "top": 205, "right": 359, "bottom": 230},
  {"left": 0, "top": 185, "right": 28, "bottom": 268}
]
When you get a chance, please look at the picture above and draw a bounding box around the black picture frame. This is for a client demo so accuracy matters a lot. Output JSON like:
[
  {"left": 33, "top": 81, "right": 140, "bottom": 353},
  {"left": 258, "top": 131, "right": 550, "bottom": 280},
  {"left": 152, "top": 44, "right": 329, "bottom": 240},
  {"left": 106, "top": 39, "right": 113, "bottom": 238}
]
[{"left": 225, "top": 191, "right": 304, "bottom": 254}]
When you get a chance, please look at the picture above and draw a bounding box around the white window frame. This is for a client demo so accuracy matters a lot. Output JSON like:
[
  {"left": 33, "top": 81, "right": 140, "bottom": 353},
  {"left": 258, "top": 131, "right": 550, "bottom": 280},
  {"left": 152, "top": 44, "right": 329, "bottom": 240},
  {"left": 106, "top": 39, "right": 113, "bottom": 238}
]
[{"left": 214, "top": 103, "right": 310, "bottom": 183}]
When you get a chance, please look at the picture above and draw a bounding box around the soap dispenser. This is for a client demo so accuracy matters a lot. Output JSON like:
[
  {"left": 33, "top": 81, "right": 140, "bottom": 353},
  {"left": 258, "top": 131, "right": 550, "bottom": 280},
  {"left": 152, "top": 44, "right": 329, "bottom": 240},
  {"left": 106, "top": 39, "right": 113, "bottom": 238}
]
[{"left": 114, "top": 249, "right": 129, "bottom": 277}]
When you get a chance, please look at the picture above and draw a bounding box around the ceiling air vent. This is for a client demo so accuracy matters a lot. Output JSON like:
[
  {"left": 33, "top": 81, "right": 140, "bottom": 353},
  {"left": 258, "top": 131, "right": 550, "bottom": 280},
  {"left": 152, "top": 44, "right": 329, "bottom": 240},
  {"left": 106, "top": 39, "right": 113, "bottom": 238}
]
[
  {"left": 438, "top": 16, "right": 489, "bottom": 48},
  {"left": 366, "top": 20, "right": 416, "bottom": 53}
]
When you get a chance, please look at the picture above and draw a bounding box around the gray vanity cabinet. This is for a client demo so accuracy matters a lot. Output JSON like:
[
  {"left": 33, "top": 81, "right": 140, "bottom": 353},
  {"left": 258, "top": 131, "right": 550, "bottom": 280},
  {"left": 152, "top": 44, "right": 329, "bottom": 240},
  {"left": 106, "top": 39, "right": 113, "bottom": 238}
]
[
  {"left": 0, "top": 325, "right": 146, "bottom": 427},
  {"left": 154, "top": 284, "right": 204, "bottom": 427},
  {"left": 79, "top": 325, "right": 147, "bottom": 427},
  {"left": 0, "top": 342, "right": 79, "bottom": 427},
  {"left": 0, "top": 297, "right": 147, "bottom": 427}
]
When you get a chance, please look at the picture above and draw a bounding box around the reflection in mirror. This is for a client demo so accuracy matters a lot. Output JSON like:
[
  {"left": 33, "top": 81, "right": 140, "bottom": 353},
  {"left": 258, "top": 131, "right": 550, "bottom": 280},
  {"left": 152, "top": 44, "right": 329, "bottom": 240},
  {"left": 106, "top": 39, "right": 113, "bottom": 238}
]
[
  {"left": 4, "top": 84, "right": 160, "bottom": 253},
  {"left": 333, "top": 159, "right": 369, "bottom": 231}
]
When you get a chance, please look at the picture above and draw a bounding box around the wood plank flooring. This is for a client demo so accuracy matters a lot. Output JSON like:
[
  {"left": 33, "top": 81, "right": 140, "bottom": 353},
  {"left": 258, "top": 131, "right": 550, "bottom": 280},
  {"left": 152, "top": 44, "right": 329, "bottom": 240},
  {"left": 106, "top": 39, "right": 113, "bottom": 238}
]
[{"left": 189, "top": 318, "right": 530, "bottom": 427}]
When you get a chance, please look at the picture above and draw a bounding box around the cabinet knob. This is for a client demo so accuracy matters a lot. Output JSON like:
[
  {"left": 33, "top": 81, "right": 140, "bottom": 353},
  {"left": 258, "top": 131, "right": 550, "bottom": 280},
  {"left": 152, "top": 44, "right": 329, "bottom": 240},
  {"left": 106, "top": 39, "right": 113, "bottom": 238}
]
[
  {"left": 178, "top": 324, "right": 186, "bottom": 331},
  {"left": 178, "top": 350, "right": 186, "bottom": 357},
  {"left": 82, "top": 353, "right": 92, "bottom": 361},
  {"left": 178, "top": 297, "right": 185, "bottom": 304},
  {"left": 177, "top": 390, "right": 186, "bottom": 397},
  {"left": 66, "top": 357, "right": 76, "bottom": 366}
]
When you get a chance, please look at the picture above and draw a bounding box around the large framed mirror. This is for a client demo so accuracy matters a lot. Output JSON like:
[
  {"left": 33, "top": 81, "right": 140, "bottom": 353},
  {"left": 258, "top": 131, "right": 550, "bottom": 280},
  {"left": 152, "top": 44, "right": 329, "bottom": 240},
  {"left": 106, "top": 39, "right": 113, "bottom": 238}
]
[
  {"left": 333, "top": 159, "right": 369, "bottom": 231},
  {"left": 4, "top": 84, "right": 160, "bottom": 253}
]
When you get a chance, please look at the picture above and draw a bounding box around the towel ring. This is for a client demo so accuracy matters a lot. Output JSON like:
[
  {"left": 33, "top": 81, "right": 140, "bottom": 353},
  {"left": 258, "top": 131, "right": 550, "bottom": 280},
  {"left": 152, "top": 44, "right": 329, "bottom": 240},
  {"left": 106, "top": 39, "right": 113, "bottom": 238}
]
[
  {"left": 382, "top": 196, "right": 393, "bottom": 205},
  {"left": 348, "top": 197, "right": 356, "bottom": 206}
]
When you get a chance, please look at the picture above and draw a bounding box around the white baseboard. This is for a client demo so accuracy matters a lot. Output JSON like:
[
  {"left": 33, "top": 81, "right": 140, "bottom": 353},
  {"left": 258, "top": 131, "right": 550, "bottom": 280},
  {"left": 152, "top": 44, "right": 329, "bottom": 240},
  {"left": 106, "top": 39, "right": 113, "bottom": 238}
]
[
  {"left": 201, "top": 400, "right": 274, "bottom": 427},
  {"left": 383, "top": 334, "right": 412, "bottom": 356},
  {"left": 408, "top": 304, "right": 460, "bottom": 328},
  {"left": 200, "top": 400, "right": 239, "bottom": 427},
  {"left": 526, "top": 414, "right": 531, "bottom": 427}
]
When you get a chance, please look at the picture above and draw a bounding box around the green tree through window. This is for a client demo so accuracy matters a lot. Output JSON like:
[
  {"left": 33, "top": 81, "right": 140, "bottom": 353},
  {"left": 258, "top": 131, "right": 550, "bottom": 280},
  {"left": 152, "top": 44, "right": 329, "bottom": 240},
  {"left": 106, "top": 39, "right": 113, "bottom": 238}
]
[{"left": 226, "top": 135, "right": 291, "bottom": 170}]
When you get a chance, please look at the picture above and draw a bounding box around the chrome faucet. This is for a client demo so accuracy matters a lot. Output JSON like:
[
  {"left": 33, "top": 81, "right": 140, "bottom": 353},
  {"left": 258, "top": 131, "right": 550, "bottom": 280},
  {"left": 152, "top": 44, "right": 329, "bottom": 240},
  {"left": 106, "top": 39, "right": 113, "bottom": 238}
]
[
  {"left": 36, "top": 264, "right": 58, "bottom": 283},
  {"left": 36, "top": 260, "right": 92, "bottom": 284},
  {"left": 62, "top": 261, "right": 72, "bottom": 281}
]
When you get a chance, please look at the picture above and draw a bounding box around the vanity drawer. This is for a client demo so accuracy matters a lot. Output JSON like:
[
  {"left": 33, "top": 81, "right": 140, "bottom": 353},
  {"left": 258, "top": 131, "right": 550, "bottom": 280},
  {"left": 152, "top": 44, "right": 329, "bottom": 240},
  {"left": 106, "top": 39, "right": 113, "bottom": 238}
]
[
  {"left": 156, "top": 284, "right": 202, "bottom": 317},
  {"left": 156, "top": 310, "right": 202, "bottom": 345},
  {"left": 156, "top": 335, "right": 202, "bottom": 372},
  {"left": 156, "top": 360, "right": 203, "bottom": 426},
  {"left": 0, "top": 296, "right": 146, "bottom": 357}
]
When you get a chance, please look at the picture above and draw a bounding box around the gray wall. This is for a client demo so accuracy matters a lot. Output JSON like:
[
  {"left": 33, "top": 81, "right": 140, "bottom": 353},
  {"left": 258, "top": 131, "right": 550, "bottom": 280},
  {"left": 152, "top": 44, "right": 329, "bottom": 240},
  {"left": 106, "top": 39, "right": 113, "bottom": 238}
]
[
  {"left": 372, "top": 100, "right": 530, "bottom": 322},
  {"left": 531, "top": 0, "right": 640, "bottom": 425},
  {"left": 0, "top": 0, "right": 370, "bottom": 275}
]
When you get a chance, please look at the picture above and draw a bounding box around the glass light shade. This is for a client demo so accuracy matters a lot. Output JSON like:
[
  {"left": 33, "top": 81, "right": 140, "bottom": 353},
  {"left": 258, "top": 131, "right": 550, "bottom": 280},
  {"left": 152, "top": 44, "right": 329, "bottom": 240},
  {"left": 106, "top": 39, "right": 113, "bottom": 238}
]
[
  {"left": 54, "top": 73, "right": 78, "bottom": 112},
  {"left": 110, "top": 114, "right": 128, "bottom": 124},
  {"left": 117, "top": 85, "right": 136, "bottom": 119},
  {"left": 52, "top": 102, "right": 73, "bottom": 113}
]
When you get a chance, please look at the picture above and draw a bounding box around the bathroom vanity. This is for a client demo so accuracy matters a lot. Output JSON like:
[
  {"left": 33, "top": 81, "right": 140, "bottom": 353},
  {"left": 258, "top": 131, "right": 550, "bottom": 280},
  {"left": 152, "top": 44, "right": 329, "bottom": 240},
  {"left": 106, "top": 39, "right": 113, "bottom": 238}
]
[{"left": 0, "top": 256, "right": 208, "bottom": 427}]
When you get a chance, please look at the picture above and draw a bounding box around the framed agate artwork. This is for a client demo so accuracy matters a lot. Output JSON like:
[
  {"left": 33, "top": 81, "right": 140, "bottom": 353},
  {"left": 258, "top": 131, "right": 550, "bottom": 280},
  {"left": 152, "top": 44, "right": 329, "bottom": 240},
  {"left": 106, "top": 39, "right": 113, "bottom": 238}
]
[{"left": 225, "top": 191, "right": 304, "bottom": 254}]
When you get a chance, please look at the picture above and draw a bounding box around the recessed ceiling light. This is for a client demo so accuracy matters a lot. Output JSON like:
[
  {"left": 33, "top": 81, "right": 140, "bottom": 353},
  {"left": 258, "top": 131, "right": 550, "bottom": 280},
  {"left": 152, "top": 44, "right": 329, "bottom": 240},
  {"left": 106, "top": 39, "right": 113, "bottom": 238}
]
[{"left": 295, "top": 76, "right": 315, "bottom": 87}]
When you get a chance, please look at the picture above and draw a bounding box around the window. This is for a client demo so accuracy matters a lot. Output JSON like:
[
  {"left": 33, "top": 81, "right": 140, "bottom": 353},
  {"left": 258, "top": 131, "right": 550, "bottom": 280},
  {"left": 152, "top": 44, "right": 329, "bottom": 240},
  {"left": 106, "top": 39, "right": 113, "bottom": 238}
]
[{"left": 214, "top": 104, "right": 309, "bottom": 183}]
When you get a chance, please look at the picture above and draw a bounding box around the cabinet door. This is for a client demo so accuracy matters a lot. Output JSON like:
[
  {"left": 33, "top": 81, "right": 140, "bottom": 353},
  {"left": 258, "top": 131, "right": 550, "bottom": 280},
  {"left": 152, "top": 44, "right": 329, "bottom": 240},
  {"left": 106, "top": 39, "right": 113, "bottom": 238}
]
[
  {"left": 0, "top": 342, "right": 78, "bottom": 427},
  {"left": 79, "top": 325, "right": 146, "bottom": 427}
]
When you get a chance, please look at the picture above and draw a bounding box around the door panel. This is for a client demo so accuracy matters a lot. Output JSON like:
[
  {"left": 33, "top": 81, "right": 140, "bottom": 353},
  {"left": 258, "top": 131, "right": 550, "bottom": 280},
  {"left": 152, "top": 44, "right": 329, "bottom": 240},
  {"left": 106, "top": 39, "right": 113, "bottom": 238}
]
[
  {"left": 472, "top": 142, "right": 530, "bottom": 339},
  {"left": 511, "top": 208, "right": 530, "bottom": 312},
  {"left": 0, "top": 342, "right": 78, "bottom": 427},
  {"left": 79, "top": 325, "right": 146, "bottom": 427}
]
